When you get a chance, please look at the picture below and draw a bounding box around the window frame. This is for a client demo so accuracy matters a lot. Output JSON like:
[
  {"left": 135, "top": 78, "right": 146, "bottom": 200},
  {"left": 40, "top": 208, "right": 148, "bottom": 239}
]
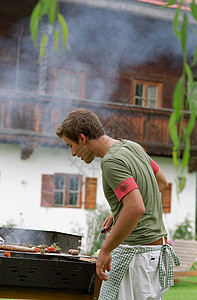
[
  {"left": 53, "top": 69, "right": 85, "bottom": 99},
  {"left": 41, "top": 174, "right": 97, "bottom": 209},
  {"left": 133, "top": 80, "right": 162, "bottom": 108},
  {"left": 53, "top": 173, "right": 82, "bottom": 208}
]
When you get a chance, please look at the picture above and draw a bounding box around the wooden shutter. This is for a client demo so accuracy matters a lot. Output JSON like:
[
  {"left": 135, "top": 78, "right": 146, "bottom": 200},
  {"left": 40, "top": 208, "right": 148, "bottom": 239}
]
[
  {"left": 161, "top": 183, "right": 172, "bottom": 213},
  {"left": 85, "top": 178, "right": 97, "bottom": 209},
  {"left": 41, "top": 174, "right": 55, "bottom": 207}
]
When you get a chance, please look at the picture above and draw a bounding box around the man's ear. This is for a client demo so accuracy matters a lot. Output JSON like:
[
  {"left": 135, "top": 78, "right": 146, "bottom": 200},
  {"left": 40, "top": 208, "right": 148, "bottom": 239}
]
[{"left": 78, "top": 134, "right": 87, "bottom": 144}]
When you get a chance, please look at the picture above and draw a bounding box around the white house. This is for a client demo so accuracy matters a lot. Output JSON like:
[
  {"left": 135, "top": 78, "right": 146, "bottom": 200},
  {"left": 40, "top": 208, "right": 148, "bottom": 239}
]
[
  {"left": 0, "top": 143, "right": 196, "bottom": 249},
  {"left": 0, "top": 0, "right": 196, "bottom": 252}
]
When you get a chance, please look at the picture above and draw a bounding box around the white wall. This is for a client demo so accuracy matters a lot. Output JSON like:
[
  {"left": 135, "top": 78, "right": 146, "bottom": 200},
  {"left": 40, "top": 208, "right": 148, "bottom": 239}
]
[
  {"left": 153, "top": 156, "right": 196, "bottom": 239},
  {"left": 0, "top": 144, "right": 196, "bottom": 246},
  {"left": 0, "top": 144, "right": 108, "bottom": 239}
]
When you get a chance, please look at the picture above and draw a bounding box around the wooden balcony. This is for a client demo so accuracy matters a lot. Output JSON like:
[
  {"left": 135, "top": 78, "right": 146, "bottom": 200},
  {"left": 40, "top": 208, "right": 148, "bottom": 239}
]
[{"left": 0, "top": 89, "right": 197, "bottom": 164}]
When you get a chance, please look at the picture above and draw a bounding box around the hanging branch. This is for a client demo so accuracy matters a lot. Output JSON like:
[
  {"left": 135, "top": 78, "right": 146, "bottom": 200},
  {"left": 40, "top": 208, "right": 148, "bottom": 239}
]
[
  {"left": 166, "top": 0, "right": 197, "bottom": 193},
  {"left": 30, "top": 0, "right": 68, "bottom": 62}
]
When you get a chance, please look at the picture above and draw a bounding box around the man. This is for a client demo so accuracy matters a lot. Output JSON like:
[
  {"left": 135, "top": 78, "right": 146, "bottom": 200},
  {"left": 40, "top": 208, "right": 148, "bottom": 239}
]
[{"left": 56, "top": 108, "right": 180, "bottom": 300}]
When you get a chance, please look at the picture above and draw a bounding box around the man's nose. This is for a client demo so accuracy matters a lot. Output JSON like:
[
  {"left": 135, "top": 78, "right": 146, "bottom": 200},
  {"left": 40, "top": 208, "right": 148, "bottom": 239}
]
[{"left": 71, "top": 148, "right": 76, "bottom": 156}]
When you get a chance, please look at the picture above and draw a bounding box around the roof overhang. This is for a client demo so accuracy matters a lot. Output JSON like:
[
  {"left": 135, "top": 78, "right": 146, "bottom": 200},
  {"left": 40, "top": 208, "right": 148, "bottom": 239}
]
[{"left": 60, "top": 0, "right": 194, "bottom": 22}]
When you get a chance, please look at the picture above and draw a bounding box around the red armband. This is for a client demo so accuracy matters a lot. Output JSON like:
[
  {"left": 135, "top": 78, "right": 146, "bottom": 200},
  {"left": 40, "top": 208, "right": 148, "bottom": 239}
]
[
  {"left": 114, "top": 177, "right": 138, "bottom": 202},
  {"left": 151, "top": 160, "right": 159, "bottom": 174}
]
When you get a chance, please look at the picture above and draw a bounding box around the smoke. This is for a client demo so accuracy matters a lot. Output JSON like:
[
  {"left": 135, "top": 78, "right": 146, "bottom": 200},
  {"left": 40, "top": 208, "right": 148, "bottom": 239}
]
[
  {"left": 1, "top": 2, "right": 197, "bottom": 138},
  {"left": 62, "top": 4, "right": 196, "bottom": 67}
]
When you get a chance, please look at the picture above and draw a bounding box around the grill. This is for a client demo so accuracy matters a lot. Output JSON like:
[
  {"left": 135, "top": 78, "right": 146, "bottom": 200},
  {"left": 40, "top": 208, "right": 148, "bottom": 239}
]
[
  {"left": 0, "top": 227, "right": 81, "bottom": 252},
  {"left": 0, "top": 227, "right": 100, "bottom": 299}
]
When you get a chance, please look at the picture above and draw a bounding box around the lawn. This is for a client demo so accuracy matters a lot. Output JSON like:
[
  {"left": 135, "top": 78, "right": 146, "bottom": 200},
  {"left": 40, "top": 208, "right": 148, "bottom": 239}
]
[
  {"left": 163, "top": 264, "right": 197, "bottom": 300},
  {"left": 163, "top": 280, "right": 197, "bottom": 300}
]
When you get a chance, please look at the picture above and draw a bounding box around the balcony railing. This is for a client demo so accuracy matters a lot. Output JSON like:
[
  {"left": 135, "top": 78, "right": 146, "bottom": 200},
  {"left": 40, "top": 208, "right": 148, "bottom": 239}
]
[{"left": 0, "top": 89, "right": 196, "bottom": 157}]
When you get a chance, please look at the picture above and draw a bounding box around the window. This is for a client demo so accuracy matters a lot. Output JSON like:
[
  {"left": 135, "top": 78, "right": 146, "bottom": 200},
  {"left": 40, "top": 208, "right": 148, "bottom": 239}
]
[
  {"left": 69, "top": 176, "right": 80, "bottom": 206},
  {"left": 161, "top": 183, "right": 172, "bottom": 213},
  {"left": 41, "top": 174, "right": 97, "bottom": 209},
  {"left": 54, "top": 70, "right": 85, "bottom": 99},
  {"left": 133, "top": 80, "right": 162, "bottom": 108},
  {"left": 54, "top": 175, "right": 65, "bottom": 206},
  {"left": 54, "top": 174, "right": 82, "bottom": 207}
]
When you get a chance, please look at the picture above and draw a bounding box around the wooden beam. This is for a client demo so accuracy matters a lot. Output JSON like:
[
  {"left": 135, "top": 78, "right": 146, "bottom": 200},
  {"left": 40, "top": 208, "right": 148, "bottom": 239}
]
[{"left": 174, "top": 270, "right": 197, "bottom": 278}]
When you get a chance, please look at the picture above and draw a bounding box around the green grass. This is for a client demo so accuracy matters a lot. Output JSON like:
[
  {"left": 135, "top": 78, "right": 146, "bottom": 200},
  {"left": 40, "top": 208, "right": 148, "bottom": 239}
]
[
  {"left": 163, "top": 263, "right": 197, "bottom": 300},
  {"left": 163, "top": 280, "right": 197, "bottom": 300}
]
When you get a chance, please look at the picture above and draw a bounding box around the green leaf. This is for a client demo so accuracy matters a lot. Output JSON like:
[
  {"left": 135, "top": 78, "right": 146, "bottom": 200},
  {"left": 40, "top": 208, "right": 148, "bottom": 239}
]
[
  {"left": 53, "top": 28, "right": 60, "bottom": 54},
  {"left": 173, "top": 5, "right": 181, "bottom": 39},
  {"left": 38, "top": 34, "right": 48, "bottom": 62},
  {"left": 190, "top": 82, "right": 197, "bottom": 111},
  {"left": 180, "top": 13, "right": 188, "bottom": 57},
  {"left": 41, "top": 0, "right": 51, "bottom": 16},
  {"left": 173, "top": 76, "right": 184, "bottom": 120},
  {"left": 30, "top": 2, "right": 41, "bottom": 43},
  {"left": 191, "top": 0, "right": 197, "bottom": 21},
  {"left": 169, "top": 112, "right": 180, "bottom": 148},
  {"left": 185, "top": 112, "right": 196, "bottom": 138},
  {"left": 165, "top": 0, "right": 176, "bottom": 6},
  {"left": 49, "top": 0, "right": 58, "bottom": 25},
  {"left": 172, "top": 146, "right": 179, "bottom": 169},
  {"left": 191, "top": 46, "right": 197, "bottom": 67},
  {"left": 58, "top": 13, "right": 68, "bottom": 46},
  {"left": 178, "top": 175, "right": 186, "bottom": 193},
  {"left": 181, "top": 139, "right": 190, "bottom": 173},
  {"left": 185, "top": 63, "right": 194, "bottom": 93}
]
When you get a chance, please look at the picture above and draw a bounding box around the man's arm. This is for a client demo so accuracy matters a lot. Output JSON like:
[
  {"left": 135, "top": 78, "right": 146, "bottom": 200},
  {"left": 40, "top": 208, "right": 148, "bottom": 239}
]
[
  {"left": 151, "top": 160, "right": 168, "bottom": 192},
  {"left": 155, "top": 169, "right": 168, "bottom": 192},
  {"left": 96, "top": 189, "right": 145, "bottom": 281}
]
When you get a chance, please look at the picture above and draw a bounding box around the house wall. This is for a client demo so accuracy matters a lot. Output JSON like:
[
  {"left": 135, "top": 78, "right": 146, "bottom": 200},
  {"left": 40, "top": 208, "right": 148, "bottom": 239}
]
[
  {"left": 0, "top": 144, "right": 107, "bottom": 234},
  {"left": 154, "top": 156, "right": 197, "bottom": 240},
  {"left": 0, "top": 143, "right": 196, "bottom": 248}
]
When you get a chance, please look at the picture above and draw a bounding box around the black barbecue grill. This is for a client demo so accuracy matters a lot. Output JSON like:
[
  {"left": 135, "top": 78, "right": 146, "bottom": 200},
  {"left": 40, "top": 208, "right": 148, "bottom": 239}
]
[
  {"left": 0, "top": 227, "right": 99, "bottom": 298},
  {"left": 0, "top": 227, "right": 81, "bottom": 252}
]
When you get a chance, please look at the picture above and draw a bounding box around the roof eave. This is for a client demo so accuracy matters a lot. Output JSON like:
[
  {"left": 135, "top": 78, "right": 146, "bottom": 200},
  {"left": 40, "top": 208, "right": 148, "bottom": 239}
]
[{"left": 60, "top": 0, "right": 193, "bottom": 22}]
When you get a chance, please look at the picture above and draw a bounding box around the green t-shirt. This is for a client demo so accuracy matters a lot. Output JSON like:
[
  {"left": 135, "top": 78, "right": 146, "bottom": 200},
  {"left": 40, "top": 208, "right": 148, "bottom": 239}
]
[{"left": 101, "top": 139, "right": 167, "bottom": 245}]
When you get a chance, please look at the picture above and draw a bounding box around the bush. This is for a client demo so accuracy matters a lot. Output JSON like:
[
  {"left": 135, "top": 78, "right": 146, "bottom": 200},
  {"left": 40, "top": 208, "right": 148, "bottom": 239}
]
[
  {"left": 172, "top": 217, "right": 194, "bottom": 240},
  {"left": 85, "top": 204, "right": 110, "bottom": 255}
]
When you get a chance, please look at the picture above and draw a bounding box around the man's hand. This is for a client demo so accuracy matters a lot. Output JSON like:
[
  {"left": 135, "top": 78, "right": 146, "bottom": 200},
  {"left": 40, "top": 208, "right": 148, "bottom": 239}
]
[
  {"left": 96, "top": 249, "right": 112, "bottom": 281},
  {"left": 102, "top": 213, "right": 113, "bottom": 233}
]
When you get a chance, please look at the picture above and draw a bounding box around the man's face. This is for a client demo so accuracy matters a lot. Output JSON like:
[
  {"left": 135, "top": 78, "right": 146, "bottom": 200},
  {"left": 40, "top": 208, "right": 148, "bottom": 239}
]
[{"left": 63, "top": 136, "right": 96, "bottom": 164}]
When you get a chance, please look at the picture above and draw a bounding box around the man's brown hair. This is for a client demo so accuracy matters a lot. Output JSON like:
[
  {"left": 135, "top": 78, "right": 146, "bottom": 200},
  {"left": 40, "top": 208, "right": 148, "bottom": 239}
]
[{"left": 56, "top": 108, "right": 105, "bottom": 143}]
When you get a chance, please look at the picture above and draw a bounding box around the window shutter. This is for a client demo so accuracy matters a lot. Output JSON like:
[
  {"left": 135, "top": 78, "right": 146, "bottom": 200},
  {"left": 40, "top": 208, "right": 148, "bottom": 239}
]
[
  {"left": 161, "top": 183, "right": 172, "bottom": 213},
  {"left": 41, "top": 174, "right": 55, "bottom": 207},
  {"left": 85, "top": 177, "right": 97, "bottom": 209}
]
